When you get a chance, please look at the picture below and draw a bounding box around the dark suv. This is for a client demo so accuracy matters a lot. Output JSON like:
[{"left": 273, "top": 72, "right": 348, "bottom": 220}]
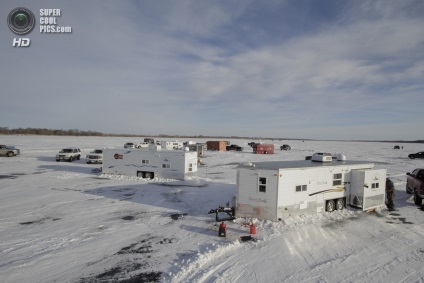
[
  {"left": 408, "top": 152, "right": 424, "bottom": 159},
  {"left": 280, "top": 144, "right": 291, "bottom": 150},
  {"left": 406, "top": 168, "right": 424, "bottom": 205},
  {"left": 226, "top": 144, "right": 243, "bottom": 151}
]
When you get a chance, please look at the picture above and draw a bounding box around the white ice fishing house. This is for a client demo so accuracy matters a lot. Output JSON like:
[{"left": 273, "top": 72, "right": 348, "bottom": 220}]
[
  {"left": 236, "top": 154, "right": 386, "bottom": 221},
  {"left": 102, "top": 146, "right": 198, "bottom": 180}
]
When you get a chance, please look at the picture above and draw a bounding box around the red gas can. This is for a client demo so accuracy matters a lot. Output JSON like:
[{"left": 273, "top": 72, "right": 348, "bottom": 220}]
[
  {"left": 250, "top": 223, "right": 256, "bottom": 235},
  {"left": 219, "top": 222, "right": 227, "bottom": 237}
]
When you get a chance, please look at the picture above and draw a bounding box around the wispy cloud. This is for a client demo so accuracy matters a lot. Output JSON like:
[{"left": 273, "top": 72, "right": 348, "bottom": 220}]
[{"left": 1, "top": 0, "right": 423, "bottom": 140}]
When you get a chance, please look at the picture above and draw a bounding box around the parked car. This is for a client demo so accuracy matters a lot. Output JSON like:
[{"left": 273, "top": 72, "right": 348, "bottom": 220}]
[
  {"left": 226, "top": 144, "right": 243, "bottom": 151},
  {"left": 56, "top": 148, "right": 81, "bottom": 162},
  {"left": 124, "top": 142, "right": 135, "bottom": 148},
  {"left": 137, "top": 142, "right": 150, "bottom": 148},
  {"left": 0, "top": 145, "right": 20, "bottom": 157},
  {"left": 406, "top": 168, "right": 424, "bottom": 205},
  {"left": 280, "top": 144, "right": 291, "bottom": 150},
  {"left": 86, "top": 149, "right": 103, "bottom": 164},
  {"left": 408, "top": 152, "right": 424, "bottom": 159},
  {"left": 393, "top": 145, "right": 400, "bottom": 149}
]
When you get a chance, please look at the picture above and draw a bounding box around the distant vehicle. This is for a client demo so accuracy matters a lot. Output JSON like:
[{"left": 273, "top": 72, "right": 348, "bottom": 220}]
[
  {"left": 226, "top": 144, "right": 243, "bottom": 151},
  {"left": 0, "top": 144, "right": 20, "bottom": 157},
  {"left": 406, "top": 169, "right": 424, "bottom": 205},
  {"left": 56, "top": 148, "right": 81, "bottom": 162},
  {"left": 124, "top": 142, "right": 135, "bottom": 148},
  {"left": 408, "top": 152, "right": 424, "bottom": 159},
  {"left": 144, "top": 138, "right": 155, "bottom": 144},
  {"left": 280, "top": 144, "right": 291, "bottom": 150},
  {"left": 393, "top": 145, "right": 400, "bottom": 149},
  {"left": 248, "top": 142, "right": 258, "bottom": 147},
  {"left": 86, "top": 149, "right": 103, "bottom": 164},
  {"left": 137, "top": 142, "right": 150, "bottom": 148}
]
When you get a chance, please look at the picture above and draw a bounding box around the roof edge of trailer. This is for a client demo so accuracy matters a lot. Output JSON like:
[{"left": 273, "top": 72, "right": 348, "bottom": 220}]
[{"left": 238, "top": 160, "right": 375, "bottom": 170}]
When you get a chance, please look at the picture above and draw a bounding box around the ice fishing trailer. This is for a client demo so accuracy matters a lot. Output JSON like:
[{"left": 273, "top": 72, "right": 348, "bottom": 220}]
[
  {"left": 253, "top": 144, "right": 274, "bottom": 154},
  {"left": 236, "top": 154, "right": 386, "bottom": 221},
  {"left": 159, "top": 141, "right": 184, "bottom": 150},
  {"left": 102, "top": 146, "right": 198, "bottom": 180}
]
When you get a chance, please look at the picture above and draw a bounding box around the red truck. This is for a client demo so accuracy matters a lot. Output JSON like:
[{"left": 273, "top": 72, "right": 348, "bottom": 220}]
[
  {"left": 406, "top": 168, "right": 424, "bottom": 205},
  {"left": 253, "top": 144, "right": 274, "bottom": 154}
]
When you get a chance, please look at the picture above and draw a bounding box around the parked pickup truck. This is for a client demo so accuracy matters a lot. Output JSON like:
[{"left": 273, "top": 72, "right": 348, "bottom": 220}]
[
  {"left": 0, "top": 145, "right": 20, "bottom": 157},
  {"left": 86, "top": 149, "right": 103, "bottom": 164},
  {"left": 406, "top": 168, "right": 424, "bottom": 205},
  {"left": 226, "top": 144, "right": 243, "bottom": 151}
]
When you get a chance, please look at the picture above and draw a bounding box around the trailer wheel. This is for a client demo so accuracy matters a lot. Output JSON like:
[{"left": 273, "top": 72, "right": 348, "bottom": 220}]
[
  {"left": 264, "top": 151, "right": 268, "bottom": 154},
  {"left": 336, "top": 198, "right": 344, "bottom": 210},
  {"left": 137, "top": 171, "right": 143, "bottom": 177},
  {"left": 144, "top": 172, "right": 153, "bottom": 179},
  {"left": 326, "top": 200, "right": 335, "bottom": 212},
  {"left": 414, "top": 191, "right": 422, "bottom": 206}
]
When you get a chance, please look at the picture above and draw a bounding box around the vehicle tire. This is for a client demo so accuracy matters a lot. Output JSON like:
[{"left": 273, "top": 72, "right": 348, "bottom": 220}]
[
  {"left": 68, "top": 156, "right": 73, "bottom": 162},
  {"left": 336, "top": 198, "right": 344, "bottom": 210},
  {"left": 326, "top": 200, "right": 335, "bottom": 212},
  {"left": 7, "top": 152, "right": 14, "bottom": 157},
  {"left": 56, "top": 159, "right": 60, "bottom": 162},
  {"left": 414, "top": 191, "right": 422, "bottom": 206},
  {"left": 77, "top": 155, "right": 80, "bottom": 160},
  {"left": 406, "top": 184, "right": 412, "bottom": 194},
  {"left": 410, "top": 156, "right": 415, "bottom": 159},
  {"left": 137, "top": 171, "right": 143, "bottom": 177},
  {"left": 144, "top": 172, "right": 153, "bottom": 179}
]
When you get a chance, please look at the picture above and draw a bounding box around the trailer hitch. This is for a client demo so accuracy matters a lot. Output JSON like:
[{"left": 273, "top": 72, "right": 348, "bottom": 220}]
[{"left": 208, "top": 206, "right": 235, "bottom": 222}]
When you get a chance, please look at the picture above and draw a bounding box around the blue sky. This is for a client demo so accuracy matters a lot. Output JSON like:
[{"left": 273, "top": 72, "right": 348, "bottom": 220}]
[{"left": 1, "top": 0, "right": 423, "bottom": 140}]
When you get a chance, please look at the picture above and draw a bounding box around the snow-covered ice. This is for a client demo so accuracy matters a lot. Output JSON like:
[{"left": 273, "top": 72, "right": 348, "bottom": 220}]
[{"left": 1, "top": 136, "right": 424, "bottom": 282}]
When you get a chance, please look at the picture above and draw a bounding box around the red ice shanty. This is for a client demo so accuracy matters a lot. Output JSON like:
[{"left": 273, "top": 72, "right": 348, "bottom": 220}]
[{"left": 252, "top": 144, "right": 274, "bottom": 154}]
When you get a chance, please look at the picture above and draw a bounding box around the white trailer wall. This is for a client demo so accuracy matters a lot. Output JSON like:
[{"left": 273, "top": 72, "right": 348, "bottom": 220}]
[
  {"left": 102, "top": 148, "right": 198, "bottom": 180},
  {"left": 236, "top": 167, "right": 278, "bottom": 221}
]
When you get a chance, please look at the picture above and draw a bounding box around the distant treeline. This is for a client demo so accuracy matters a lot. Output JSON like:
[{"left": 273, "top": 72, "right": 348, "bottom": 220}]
[
  {"left": 0, "top": 127, "right": 423, "bottom": 143},
  {"left": 0, "top": 127, "right": 104, "bottom": 136}
]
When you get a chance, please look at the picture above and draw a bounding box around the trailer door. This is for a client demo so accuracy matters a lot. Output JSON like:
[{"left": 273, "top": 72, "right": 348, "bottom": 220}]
[{"left": 349, "top": 169, "right": 386, "bottom": 210}]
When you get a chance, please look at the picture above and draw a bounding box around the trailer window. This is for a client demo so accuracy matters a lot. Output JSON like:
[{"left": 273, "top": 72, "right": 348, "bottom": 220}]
[
  {"left": 371, "top": 182, "right": 379, "bottom": 189},
  {"left": 296, "top": 185, "right": 307, "bottom": 192},
  {"left": 142, "top": 159, "right": 150, "bottom": 164},
  {"left": 258, "top": 177, "right": 266, "bottom": 193},
  {"left": 333, "top": 173, "right": 342, "bottom": 186},
  {"left": 188, "top": 163, "right": 193, "bottom": 172},
  {"left": 162, "top": 164, "right": 170, "bottom": 168}
]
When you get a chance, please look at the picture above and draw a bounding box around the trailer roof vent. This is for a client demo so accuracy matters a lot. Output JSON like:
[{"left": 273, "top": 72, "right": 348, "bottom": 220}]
[
  {"left": 311, "top": 152, "right": 332, "bottom": 162},
  {"left": 333, "top": 153, "right": 346, "bottom": 161}
]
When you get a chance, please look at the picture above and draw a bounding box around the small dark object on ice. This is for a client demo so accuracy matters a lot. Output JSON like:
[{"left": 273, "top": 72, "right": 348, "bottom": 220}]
[
  {"left": 239, "top": 235, "right": 256, "bottom": 242},
  {"left": 92, "top": 167, "right": 102, "bottom": 173},
  {"left": 170, "top": 213, "right": 187, "bottom": 220}
]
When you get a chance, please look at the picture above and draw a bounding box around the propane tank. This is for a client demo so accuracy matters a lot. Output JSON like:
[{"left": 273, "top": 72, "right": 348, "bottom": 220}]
[
  {"left": 250, "top": 223, "right": 256, "bottom": 235},
  {"left": 218, "top": 222, "right": 227, "bottom": 237}
]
